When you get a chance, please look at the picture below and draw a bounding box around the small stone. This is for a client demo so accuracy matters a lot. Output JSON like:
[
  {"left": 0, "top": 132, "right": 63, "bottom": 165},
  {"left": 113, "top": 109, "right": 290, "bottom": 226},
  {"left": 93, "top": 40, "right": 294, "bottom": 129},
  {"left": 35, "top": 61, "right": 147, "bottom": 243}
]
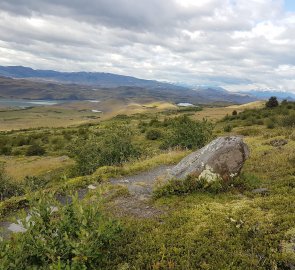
[
  {"left": 8, "top": 223, "right": 27, "bottom": 233},
  {"left": 88, "top": 184, "right": 97, "bottom": 190},
  {"left": 50, "top": 206, "right": 59, "bottom": 213},
  {"left": 120, "top": 179, "right": 130, "bottom": 183},
  {"left": 269, "top": 139, "right": 288, "bottom": 147},
  {"left": 252, "top": 188, "right": 269, "bottom": 195}
]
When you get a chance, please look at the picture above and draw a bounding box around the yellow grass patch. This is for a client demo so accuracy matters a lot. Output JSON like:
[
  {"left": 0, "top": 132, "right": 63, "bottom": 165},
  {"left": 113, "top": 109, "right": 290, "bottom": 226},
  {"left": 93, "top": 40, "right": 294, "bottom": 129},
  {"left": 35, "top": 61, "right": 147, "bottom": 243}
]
[
  {"left": 191, "top": 101, "right": 265, "bottom": 121},
  {"left": 228, "top": 100, "right": 265, "bottom": 110},
  {"left": 0, "top": 156, "right": 74, "bottom": 181}
]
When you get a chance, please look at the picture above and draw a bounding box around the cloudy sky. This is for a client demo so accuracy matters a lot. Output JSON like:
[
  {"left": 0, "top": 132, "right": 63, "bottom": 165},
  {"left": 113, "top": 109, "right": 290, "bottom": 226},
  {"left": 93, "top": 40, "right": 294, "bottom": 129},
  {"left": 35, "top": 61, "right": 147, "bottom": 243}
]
[{"left": 0, "top": 0, "right": 295, "bottom": 92}]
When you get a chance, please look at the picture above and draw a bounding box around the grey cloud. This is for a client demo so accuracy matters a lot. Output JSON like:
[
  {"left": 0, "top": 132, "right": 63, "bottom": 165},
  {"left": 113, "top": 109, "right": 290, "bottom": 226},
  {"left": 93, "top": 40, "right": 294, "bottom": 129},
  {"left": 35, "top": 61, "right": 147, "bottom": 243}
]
[
  {"left": 0, "top": 0, "right": 295, "bottom": 92},
  {"left": 0, "top": 0, "right": 217, "bottom": 31}
]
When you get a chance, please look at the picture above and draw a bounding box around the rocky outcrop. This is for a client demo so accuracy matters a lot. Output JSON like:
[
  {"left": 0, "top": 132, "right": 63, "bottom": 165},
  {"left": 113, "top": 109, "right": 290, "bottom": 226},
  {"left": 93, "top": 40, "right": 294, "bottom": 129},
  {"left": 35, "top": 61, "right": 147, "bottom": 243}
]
[{"left": 167, "top": 136, "right": 249, "bottom": 183}]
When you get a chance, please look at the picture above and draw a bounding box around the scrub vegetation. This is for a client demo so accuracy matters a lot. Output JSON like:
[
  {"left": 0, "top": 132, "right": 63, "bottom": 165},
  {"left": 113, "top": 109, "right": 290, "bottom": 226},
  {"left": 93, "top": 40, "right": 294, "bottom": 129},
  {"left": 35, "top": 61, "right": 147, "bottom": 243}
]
[{"left": 0, "top": 99, "right": 295, "bottom": 269}]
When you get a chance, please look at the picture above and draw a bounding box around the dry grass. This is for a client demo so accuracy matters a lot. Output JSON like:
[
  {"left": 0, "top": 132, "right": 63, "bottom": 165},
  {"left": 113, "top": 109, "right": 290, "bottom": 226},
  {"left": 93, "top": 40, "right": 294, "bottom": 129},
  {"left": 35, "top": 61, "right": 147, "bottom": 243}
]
[
  {"left": 0, "top": 106, "right": 101, "bottom": 131},
  {"left": 191, "top": 101, "right": 265, "bottom": 121},
  {"left": 227, "top": 100, "right": 265, "bottom": 110},
  {"left": 0, "top": 100, "right": 264, "bottom": 131},
  {"left": 0, "top": 156, "right": 74, "bottom": 181},
  {"left": 0, "top": 100, "right": 177, "bottom": 131}
]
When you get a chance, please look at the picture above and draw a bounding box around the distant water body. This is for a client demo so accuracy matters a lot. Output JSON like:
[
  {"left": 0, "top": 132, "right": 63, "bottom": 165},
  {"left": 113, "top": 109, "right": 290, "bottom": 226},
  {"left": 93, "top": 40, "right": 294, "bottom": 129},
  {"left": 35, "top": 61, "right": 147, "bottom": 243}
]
[
  {"left": 0, "top": 99, "right": 99, "bottom": 108},
  {"left": 177, "top": 102, "right": 195, "bottom": 107},
  {"left": 0, "top": 99, "right": 67, "bottom": 108}
]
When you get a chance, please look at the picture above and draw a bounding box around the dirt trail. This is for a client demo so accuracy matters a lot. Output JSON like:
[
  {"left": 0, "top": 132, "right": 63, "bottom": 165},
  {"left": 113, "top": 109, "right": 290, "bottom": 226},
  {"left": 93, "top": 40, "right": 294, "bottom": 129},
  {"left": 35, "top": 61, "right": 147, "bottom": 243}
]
[
  {"left": 108, "top": 165, "right": 172, "bottom": 218},
  {"left": 0, "top": 165, "right": 172, "bottom": 237},
  {"left": 110, "top": 165, "right": 171, "bottom": 198}
]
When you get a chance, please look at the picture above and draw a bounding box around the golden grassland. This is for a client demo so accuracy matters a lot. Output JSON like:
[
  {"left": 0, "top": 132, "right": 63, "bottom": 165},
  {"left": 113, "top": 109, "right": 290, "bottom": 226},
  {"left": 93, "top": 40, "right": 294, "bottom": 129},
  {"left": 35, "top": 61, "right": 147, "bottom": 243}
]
[
  {"left": 0, "top": 156, "right": 74, "bottom": 181},
  {"left": 0, "top": 100, "right": 178, "bottom": 131},
  {"left": 0, "top": 100, "right": 264, "bottom": 131},
  {"left": 0, "top": 106, "right": 100, "bottom": 131},
  {"left": 192, "top": 101, "right": 265, "bottom": 121}
]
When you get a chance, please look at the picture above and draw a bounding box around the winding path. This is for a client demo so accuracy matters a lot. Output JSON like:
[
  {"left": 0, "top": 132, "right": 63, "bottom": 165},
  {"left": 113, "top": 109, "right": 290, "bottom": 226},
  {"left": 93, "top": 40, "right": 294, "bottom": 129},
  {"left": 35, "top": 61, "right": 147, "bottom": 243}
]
[{"left": 0, "top": 165, "right": 172, "bottom": 237}]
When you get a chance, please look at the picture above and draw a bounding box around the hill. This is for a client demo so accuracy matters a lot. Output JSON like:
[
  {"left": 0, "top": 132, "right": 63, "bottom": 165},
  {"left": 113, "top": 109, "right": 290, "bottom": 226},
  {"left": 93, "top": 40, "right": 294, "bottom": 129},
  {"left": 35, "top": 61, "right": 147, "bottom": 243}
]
[
  {"left": 0, "top": 66, "right": 258, "bottom": 104},
  {"left": 0, "top": 74, "right": 256, "bottom": 105}
]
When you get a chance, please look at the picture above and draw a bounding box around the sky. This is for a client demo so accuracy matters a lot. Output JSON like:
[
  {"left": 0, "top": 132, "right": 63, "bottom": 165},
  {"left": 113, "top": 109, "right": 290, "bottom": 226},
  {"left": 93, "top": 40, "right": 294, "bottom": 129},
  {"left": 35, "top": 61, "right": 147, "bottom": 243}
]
[{"left": 0, "top": 0, "right": 295, "bottom": 92}]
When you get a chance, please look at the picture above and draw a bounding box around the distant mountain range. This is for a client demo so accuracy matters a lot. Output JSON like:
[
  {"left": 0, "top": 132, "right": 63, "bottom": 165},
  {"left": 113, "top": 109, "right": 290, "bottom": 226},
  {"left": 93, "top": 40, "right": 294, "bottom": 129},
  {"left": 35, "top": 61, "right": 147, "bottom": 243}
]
[
  {"left": 0, "top": 65, "right": 293, "bottom": 104},
  {"left": 0, "top": 65, "right": 186, "bottom": 91},
  {"left": 243, "top": 90, "right": 295, "bottom": 101}
]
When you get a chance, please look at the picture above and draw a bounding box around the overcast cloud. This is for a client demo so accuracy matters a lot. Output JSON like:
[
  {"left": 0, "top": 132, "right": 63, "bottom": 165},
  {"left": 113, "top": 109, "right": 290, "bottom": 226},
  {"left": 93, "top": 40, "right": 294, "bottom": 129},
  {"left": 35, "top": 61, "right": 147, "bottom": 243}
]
[{"left": 0, "top": 0, "right": 295, "bottom": 92}]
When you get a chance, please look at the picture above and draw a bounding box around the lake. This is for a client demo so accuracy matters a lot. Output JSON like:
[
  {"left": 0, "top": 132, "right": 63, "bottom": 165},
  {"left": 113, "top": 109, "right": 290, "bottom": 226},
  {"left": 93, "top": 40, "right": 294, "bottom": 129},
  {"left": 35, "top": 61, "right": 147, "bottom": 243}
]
[
  {"left": 0, "top": 99, "right": 69, "bottom": 108},
  {"left": 0, "top": 99, "right": 103, "bottom": 108}
]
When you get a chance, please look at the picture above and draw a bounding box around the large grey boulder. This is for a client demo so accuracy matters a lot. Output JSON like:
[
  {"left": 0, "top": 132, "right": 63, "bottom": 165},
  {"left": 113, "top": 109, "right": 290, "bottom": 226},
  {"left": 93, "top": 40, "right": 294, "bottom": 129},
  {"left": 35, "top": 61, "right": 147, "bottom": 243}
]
[{"left": 167, "top": 136, "right": 249, "bottom": 183}]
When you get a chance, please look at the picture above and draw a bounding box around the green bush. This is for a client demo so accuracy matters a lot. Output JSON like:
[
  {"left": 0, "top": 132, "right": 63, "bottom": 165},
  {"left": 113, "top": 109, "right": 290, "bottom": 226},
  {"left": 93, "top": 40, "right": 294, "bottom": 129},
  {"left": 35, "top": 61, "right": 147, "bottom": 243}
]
[
  {"left": 68, "top": 126, "right": 140, "bottom": 175},
  {"left": 12, "top": 135, "right": 30, "bottom": 147},
  {"left": 154, "top": 175, "right": 225, "bottom": 198},
  {"left": 148, "top": 118, "right": 161, "bottom": 127},
  {"left": 0, "top": 194, "right": 123, "bottom": 269},
  {"left": 145, "top": 129, "right": 162, "bottom": 140},
  {"left": 26, "top": 144, "right": 46, "bottom": 156},
  {"left": 161, "top": 115, "right": 213, "bottom": 150},
  {"left": 266, "top": 96, "right": 279, "bottom": 108},
  {"left": 23, "top": 176, "right": 50, "bottom": 192},
  {"left": 230, "top": 173, "right": 260, "bottom": 192},
  {"left": 0, "top": 145, "right": 12, "bottom": 155},
  {"left": 223, "top": 124, "right": 233, "bottom": 132},
  {"left": 265, "top": 119, "right": 275, "bottom": 129},
  {"left": 281, "top": 113, "right": 295, "bottom": 127}
]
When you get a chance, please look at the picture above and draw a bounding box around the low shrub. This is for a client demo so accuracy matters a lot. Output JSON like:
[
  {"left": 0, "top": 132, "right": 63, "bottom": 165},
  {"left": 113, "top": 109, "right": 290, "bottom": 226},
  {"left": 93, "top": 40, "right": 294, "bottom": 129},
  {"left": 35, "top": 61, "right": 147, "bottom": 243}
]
[
  {"left": 281, "top": 113, "right": 295, "bottom": 127},
  {"left": 68, "top": 126, "right": 140, "bottom": 175},
  {"left": 266, "top": 96, "right": 279, "bottom": 108},
  {"left": 265, "top": 119, "right": 275, "bottom": 129},
  {"left": 0, "top": 194, "right": 123, "bottom": 269},
  {"left": 223, "top": 124, "right": 233, "bottom": 132},
  {"left": 26, "top": 144, "right": 46, "bottom": 156},
  {"left": 161, "top": 115, "right": 213, "bottom": 150},
  {"left": 0, "top": 145, "right": 12, "bottom": 155},
  {"left": 145, "top": 129, "right": 162, "bottom": 140},
  {"left": 154, "top": 175, "right": 225, "bottom": 198},
  {"left": 23, "top": 176, "right": 51, "bottom": 192},
  {"left": 148, "top": 118, "right": 161, "bottom": 127},
  {"left": 230, "top": 173, "right": 261, "bottom": 192}
]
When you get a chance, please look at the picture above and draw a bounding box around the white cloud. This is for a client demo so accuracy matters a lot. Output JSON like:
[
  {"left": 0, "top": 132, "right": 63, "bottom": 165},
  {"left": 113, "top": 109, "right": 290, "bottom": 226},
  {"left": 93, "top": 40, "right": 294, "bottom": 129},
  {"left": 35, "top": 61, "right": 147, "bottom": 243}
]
[{"left": 0, "top": 0, "right": 294, "bottom": 92}]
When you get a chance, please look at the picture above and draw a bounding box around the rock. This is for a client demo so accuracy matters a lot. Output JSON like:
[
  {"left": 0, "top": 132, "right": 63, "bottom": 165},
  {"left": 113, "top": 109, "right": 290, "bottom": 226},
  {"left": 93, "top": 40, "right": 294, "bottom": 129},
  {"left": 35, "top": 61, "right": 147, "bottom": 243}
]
[
  {"left": 59, "top": 155, "right": 70, "bottom": 162},
  {"left": 87, "top": 184, "right": 97, "bottom": 190},
  {"left": 252, "top": 188, "right": 269, "bottom": 195},
  {"left": 7, "top": 223, "right": 27, "bottom": 233},
  {"left": 269, "top": 139, "right": 288, "bottom": 147},
  {"left": 167, "top": 136, "right": 249, "bottom": 183}
]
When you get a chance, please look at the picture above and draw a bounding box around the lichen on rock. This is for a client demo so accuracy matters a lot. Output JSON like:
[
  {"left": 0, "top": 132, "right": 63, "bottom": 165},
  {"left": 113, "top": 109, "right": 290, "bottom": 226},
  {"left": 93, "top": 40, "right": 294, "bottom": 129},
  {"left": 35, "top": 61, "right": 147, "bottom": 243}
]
[{"left": 198, "top": 165, "right": 222, "bottom": 184}]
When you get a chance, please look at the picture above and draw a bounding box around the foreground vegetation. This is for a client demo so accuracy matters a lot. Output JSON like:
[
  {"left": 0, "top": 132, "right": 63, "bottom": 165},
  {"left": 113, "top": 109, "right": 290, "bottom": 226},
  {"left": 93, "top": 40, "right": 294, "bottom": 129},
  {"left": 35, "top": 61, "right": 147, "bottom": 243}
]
[{"left": 0, "top": 100, "right": 295, "bottom": 269}]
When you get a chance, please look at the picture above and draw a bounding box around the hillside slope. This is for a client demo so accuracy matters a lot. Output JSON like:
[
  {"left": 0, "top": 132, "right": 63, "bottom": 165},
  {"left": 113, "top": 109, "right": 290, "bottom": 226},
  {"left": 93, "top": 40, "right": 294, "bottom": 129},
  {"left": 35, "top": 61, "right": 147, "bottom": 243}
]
[
  {"left": 0, "top": 76, "right": 255, "bottom": 104},
  {"left": 0, "top": 66, "right": 256, "bottom": 104}
]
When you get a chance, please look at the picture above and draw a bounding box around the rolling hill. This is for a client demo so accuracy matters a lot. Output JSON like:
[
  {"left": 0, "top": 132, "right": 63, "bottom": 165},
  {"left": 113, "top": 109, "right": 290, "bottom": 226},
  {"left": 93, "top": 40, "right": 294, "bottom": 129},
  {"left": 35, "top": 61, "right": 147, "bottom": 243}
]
[{"left": 0, "top": 66, "right": 257, "bottom": 104}]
